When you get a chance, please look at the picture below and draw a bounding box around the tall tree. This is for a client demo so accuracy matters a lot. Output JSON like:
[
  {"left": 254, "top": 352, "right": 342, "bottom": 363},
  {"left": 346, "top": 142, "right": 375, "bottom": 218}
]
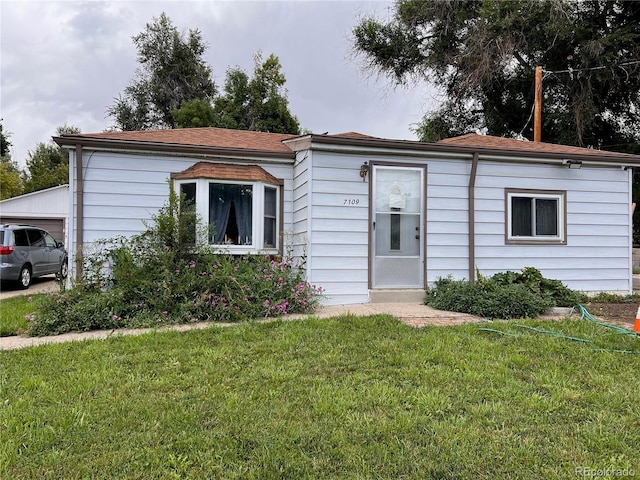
[
  {"left": 0, "top": 120, "right": 23, "bottom": 199},
  {"left": 174, "top": 52, "right": 301, "bottom": 134},
  {"left": 107, "top": 12, "right": 216, "bottom": 131},
  {"left": 21, "top": 125, "right": 79, "bottom": 194},
  {"left": 353, "top": 0, "right": 640, "bottom": 152}
]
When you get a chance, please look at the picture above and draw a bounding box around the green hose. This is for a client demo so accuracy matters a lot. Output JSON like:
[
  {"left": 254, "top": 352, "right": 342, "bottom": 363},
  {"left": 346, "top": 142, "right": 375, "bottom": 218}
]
[
  {"left": 576, "top": 304, "right": 639, "bottom": 336},
  {"left": 477, "top": 304, "right": 639, "bottom": 354}
]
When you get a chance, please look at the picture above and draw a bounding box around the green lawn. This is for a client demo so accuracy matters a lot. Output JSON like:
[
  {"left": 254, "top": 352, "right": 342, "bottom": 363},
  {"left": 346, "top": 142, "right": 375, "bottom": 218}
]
[
  {"left": 0, "top": 294, "right": 41, "bottom": 336},
  {"left": 1, "top": 315, "right": 639, "bottom": 479}
]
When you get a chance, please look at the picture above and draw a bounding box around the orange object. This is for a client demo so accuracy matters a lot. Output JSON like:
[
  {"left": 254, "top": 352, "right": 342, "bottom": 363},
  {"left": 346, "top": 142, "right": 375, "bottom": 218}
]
[{"left": 635, "top": 306, "right": 640, "bottom": 334}]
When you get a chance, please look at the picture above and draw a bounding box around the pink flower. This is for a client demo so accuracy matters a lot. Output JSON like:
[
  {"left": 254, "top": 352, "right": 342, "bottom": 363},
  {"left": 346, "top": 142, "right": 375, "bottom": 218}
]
[
  {"left": 162, "top": 311, "right": 168, "bottom": 316},
  {"left": 27, "top": 297, "right": 32, "bottom": 302}
]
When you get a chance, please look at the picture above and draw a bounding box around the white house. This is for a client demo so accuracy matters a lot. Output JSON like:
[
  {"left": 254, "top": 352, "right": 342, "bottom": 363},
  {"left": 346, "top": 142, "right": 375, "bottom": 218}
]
[{"left": 53, "top": 128, "right": 640, "bottom": 306}]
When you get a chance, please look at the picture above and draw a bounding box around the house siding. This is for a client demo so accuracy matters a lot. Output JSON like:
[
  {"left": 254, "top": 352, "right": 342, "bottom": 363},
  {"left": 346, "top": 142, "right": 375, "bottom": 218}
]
[
  {"left": 70, "top": 150, "right": 294, "bottom": 272},
  {"left": 304, "top": 151, "right": 370, "bottom": 305},
  {"left": 473, "top": 160, "right": 632, "bottom": 293}
]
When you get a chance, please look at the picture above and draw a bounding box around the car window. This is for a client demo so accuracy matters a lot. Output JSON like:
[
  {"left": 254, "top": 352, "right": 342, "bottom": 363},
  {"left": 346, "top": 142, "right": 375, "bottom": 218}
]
[
  {"left": 0, "top": 231, "right": 4, "bottom": 245},
  {"left": 43, "top": 232, "right": 57, "bottom": 248},
  {"left": 27, "top": 229, "right": 45, "bottom": 247},
  {"left": 13, "top": 229, "right": 29, "bottom": 247}
]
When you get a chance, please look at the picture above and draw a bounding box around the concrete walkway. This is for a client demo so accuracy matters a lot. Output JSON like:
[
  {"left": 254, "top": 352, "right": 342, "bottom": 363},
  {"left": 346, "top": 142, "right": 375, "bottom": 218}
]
[{"left": 0, "top": 303, "right": 484, "bottom": 351}]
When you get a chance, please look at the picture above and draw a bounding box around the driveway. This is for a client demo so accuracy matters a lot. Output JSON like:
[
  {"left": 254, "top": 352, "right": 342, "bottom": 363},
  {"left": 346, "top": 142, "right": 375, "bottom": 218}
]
[{"left": 0, "top": 275, "right": 60, "bottom": 300}]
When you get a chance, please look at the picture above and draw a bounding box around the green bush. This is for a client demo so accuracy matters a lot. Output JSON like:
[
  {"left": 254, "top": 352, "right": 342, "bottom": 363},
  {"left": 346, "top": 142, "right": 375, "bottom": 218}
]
[
  {"left": 27, "top": 184, "right": 324, "bottom": 336},
  {"left": 425, "top": 267, "right": 584, "bottom": 319}
]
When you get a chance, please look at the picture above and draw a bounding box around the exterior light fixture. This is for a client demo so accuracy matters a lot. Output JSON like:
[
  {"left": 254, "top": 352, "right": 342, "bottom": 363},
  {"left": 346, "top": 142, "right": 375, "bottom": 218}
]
[
  {"left": 360, "top": 161, "right": 369, "bottom": 181},
  {"left": 563, "top": 159, "right": 582, "bottom": 169}
]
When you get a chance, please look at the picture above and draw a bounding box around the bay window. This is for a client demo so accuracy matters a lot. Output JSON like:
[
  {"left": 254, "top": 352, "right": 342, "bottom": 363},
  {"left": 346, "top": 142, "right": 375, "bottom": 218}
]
[{"left": 173, "top": 163, "right": 282, "bottom": 252}]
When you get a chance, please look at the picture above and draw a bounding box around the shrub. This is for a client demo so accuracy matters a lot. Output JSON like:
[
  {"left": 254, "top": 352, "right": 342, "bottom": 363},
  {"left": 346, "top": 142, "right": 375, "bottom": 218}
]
[
  {"left": 27, "top": 184, "right": 324, "bottom": 336},
  {"left": 425, "top": 267, "right": 583, "bottom": 319}
]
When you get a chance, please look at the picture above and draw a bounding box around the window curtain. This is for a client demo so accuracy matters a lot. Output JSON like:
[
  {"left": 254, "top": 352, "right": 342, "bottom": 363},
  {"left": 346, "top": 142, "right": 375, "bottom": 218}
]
[
  {"left": 209, "top": 184, "right": 252, "bottom": 244},
  {"left": 511, "top": 197, "right": 532, "bottom": 236},
  {"left": 535, "top": 199, "right": 558, "bottom": 236},
  {"left": 234, "top": 187, "right": 252, "bottom": 244},
  {"left": 209, "top": 185, "right": 232, "bottom": 244}
]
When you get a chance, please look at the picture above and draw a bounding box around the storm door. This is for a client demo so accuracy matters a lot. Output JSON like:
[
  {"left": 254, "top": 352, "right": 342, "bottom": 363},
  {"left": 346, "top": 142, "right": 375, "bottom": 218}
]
[{"left": 371, "top": 165, "right": 425, "bottom": 288}]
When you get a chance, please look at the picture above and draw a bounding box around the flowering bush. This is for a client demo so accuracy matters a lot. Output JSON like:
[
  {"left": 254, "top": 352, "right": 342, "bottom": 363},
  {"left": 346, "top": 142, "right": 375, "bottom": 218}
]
[{"left": 27, "top": 184, "right": 324, "bottom": 336}]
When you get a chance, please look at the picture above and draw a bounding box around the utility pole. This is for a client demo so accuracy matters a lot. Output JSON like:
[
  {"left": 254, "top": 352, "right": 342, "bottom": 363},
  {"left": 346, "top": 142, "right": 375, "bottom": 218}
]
[{"left": 534, "top": 66, "right": 542, "bottom": 142}]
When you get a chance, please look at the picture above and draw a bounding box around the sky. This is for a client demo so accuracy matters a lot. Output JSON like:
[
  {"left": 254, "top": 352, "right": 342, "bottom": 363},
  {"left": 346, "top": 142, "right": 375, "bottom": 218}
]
[{"left": 1, "top": 0, "right": 441, "bottom": 167}]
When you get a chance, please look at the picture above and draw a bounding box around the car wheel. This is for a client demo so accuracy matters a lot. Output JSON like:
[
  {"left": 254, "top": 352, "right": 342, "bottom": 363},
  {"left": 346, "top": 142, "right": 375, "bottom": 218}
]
[
  {"left": 59, "top": 260, "right": 68, "bottom": 279},
  {"left": 18, "top": 266, "right": 32, "bottom": 289}
]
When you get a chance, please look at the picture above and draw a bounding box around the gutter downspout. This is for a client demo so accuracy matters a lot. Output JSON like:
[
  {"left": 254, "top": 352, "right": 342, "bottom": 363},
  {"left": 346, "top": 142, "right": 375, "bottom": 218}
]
[
  {"left": 75, "top": 144, "right": 83, "bottom": 280},
  {"left": 469, "top": 152, "right": 479, "bottom": 282}
]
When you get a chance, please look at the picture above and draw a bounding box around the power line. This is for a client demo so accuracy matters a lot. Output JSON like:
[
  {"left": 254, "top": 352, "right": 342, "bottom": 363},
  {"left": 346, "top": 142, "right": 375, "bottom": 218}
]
[{"left": 544, "top": 60, "right": 640, "bottom": 75}]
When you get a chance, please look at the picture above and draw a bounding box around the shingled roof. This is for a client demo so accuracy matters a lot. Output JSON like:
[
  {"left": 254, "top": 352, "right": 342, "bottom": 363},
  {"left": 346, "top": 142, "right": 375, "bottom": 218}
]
[
  {"left": 438, "top": 133, "right": 639, "bottom": 160},
  {"left": 61, "top": 127, "right": 298, "bottom": 154}
]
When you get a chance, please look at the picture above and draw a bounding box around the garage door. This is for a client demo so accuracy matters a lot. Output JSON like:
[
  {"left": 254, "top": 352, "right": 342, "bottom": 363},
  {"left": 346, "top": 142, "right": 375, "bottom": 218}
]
[{"left": 0, "top": 217, "right": 65, "bottom": 243}]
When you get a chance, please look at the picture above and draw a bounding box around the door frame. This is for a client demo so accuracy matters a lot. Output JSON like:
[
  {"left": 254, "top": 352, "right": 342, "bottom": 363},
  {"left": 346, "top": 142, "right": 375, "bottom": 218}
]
[{"left": 368, "top": 161, "right": 427, "bottom": 289}]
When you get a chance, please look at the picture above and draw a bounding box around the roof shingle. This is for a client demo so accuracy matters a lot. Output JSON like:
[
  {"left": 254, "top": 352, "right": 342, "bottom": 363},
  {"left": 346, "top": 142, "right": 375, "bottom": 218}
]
[
  {"left": 67, "top": 127, "right": 298, "bottom": 153},
  {"left": 438, "top": 133, "right": 637, "bottom": 159}
]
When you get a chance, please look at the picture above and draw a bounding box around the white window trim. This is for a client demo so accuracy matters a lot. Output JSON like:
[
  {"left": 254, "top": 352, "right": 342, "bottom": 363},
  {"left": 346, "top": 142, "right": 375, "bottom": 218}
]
[
  {"left": 505, "top": 189, "right": 566, "bottom": 245},
  {"left": 175, "top": 178, "right": 280, "bottom": 254}
]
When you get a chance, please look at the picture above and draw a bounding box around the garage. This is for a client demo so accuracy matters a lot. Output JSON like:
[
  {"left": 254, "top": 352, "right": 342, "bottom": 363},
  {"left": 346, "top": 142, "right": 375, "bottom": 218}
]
[
  {"left": 0, "top": 185, "right": 69, "bottom": 245},
  {"left": 0, "top": 217, "right": 65, "bottom": 243}
]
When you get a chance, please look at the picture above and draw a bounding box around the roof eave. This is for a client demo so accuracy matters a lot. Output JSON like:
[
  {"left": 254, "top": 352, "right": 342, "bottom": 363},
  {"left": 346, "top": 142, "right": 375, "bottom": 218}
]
[
  {"left": 304, "top": 135, "right": 640, "bottom": 166},
  {"left": 52, "top": 136, "right": 296, "bottom": 161}
]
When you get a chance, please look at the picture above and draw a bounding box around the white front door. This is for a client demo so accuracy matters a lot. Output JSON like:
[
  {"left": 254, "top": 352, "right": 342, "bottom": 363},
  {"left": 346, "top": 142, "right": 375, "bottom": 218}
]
[{"left": 372, "top": 165, "right": 425, "bottom": 288}]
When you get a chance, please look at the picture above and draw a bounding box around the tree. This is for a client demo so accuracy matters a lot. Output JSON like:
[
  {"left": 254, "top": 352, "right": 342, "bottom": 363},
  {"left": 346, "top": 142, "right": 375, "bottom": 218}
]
[
  {"left": 0, "top": 120, "right": 23, "bottom": 199},
  {"left": 174, "top": 52, "right": 301, "bottom": 134},
  {"left": 353, "top": 0, "right": 640, "bottom": 151},
  {"left": 107, "top": 12, "right": 217, "bottom": 131},
  {"left": 21, "top": 125, "right": 80, "bottom": 194}
]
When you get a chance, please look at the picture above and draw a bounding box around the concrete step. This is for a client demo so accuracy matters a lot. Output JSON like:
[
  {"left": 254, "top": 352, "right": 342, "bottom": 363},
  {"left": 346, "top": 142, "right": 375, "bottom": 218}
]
[{"left": 369, "top": 289, "right": 426, "bottom": 303}]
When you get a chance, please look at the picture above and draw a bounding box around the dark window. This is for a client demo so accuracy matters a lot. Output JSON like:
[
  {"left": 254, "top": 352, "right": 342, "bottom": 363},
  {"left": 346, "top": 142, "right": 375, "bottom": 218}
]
[
  {"left": 180, "top": 182, "right": 197, "bottom": 245},
  {"left": 13, "top": 229, "right": 28, "bottom": 247},
  {"left": 26, "top": 229, "right": 45, "bottom": 247},
  {"left": 263, "top": 187, "right": 277, "bottom": 248},
  {"left": 390, "top": 214, "right": 401, "bottom": 250},
  {"left": 508, "top": 191, "right": 564, "bottom": 243},
  {"left": 209, "top": 184, "right": 253, "bottom": 245}
]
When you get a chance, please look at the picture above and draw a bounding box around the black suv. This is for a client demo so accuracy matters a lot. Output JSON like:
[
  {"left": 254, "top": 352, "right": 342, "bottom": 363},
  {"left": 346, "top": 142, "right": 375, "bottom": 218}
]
[{"left": 0, "top": 224, "right": 68, "bottom": 289}]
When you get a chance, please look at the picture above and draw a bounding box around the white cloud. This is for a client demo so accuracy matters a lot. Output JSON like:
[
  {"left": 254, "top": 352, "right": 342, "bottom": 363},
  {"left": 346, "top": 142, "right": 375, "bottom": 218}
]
[{"left": 1, "top": 0, "right": 439, "bottom": 167}]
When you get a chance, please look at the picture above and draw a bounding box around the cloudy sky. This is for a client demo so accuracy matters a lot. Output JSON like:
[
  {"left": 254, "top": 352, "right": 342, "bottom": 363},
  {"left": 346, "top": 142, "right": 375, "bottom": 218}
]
[{"left": 1, "top": 0, "right": 440, "bottom": 167}]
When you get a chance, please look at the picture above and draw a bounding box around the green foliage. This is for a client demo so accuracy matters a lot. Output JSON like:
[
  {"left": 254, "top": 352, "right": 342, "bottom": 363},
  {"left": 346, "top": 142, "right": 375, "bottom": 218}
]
[
  {"left": 172, "top": 98, "right": 216, "bottom": 128},
  {"left": 0, "top": 161, "right": 23, "bottom": 199},
  {"left": 490, "top": 266, "right": 586, "bottom": 307},
  {"left": 21, "top": 143, "right": 68, "bottom": 193},
  {"left": 0, "top": 120, "right": 11, "bottom": 157},
  {"left": 175, "top": 52, "right": 301, "bottom": 134},
  {"left": 353, "top": 1, "right": 640, "bottom": 151},
  {"left": 107, "top": 12, "right": 217, "bottom": 130},
  {"left": 425, "top": 267, "right": 584, "bottom": 319},
  {"left": 0, "top": 120, "right": 23, "bottom": 199},
  {"left": 585, "top": 292, "right": 640, "bottom": 304},
  {"left": 21, "top": 125, "right": 79, "bottom": 194},
  {"left": 27, "top": 184, "right": 322, "bottom": 336}
]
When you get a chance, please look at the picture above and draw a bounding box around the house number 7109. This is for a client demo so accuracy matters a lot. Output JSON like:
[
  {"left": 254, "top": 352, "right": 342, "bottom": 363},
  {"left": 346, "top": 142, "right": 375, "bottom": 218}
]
[{"left": 344, "top": 199, "right": 360, "bottom": 205}]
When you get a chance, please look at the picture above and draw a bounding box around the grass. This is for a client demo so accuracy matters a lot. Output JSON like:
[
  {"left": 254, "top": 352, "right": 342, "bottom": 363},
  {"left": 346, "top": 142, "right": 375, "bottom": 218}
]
[
  {"left": 1, "top": 315, "right": 639, "bottom": 479},
  {"left": 0, "top": 294, "right": 41, "bottom": 336}
]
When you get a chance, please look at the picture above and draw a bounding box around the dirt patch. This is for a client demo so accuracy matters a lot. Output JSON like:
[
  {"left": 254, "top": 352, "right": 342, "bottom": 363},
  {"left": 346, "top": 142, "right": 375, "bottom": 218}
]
[{"left": 581, "top": 303, "right": 638, "bottom": 328}]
